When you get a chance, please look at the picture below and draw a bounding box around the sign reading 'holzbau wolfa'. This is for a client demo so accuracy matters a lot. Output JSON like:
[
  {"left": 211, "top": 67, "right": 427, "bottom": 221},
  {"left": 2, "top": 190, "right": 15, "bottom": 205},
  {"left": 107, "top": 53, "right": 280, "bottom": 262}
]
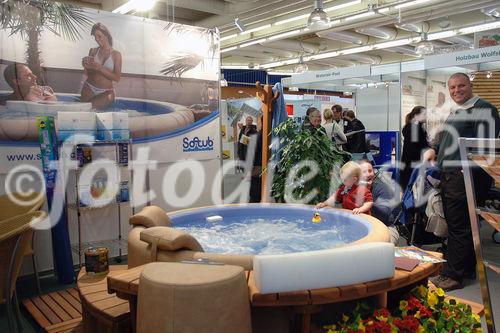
[{"left": 425, "top": 45, "right": 500, "bottom": 69}]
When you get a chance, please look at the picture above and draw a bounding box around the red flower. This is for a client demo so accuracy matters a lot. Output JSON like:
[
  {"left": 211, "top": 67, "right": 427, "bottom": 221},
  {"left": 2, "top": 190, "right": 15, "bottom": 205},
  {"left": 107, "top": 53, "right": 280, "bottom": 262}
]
[
  {"left": 407, "top": 296, "right": 422, "bottom": 311},
  {"left": 394, "top": 316, "right": 420, "bottom": 332}
]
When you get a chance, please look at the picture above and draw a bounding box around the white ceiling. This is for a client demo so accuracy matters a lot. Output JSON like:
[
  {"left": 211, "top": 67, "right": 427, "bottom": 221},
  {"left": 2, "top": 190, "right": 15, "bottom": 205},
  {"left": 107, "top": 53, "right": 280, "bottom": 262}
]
[{"left": 67, "top": 0, "right": 500, "bottom": 73}]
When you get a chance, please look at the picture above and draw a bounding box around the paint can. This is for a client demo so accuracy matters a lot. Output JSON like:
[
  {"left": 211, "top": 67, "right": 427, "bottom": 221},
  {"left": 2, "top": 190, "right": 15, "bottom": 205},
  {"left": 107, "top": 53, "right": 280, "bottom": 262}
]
[{"left": 84, "top": 247, "right": 109, "bottom": 276}]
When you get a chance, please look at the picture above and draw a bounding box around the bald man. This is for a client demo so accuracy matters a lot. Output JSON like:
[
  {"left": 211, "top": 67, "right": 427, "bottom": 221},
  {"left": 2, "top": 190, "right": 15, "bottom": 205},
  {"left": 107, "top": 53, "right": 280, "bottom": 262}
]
[{"left": 425, "top": 73, "right": 499, "bottom": 291}]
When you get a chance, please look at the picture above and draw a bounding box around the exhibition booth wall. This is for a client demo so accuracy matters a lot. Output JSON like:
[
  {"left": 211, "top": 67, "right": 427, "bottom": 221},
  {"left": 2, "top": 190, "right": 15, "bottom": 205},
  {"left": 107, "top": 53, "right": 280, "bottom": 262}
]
[{"left": 0, "top": 4, "right": 221, "bottom": 274}]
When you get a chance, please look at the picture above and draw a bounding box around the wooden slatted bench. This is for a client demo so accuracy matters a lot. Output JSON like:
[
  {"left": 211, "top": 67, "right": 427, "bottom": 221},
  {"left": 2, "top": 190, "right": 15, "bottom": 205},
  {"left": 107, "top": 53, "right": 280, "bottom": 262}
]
[{"left": 77, "top": 265, "right": 131, "bottom": 333}]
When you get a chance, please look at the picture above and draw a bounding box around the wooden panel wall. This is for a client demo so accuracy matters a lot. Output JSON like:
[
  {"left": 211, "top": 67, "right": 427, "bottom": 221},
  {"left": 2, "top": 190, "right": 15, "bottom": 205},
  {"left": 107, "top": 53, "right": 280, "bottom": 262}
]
[{"left": 472, "top": 71, "right": 500, "bottom": 110}]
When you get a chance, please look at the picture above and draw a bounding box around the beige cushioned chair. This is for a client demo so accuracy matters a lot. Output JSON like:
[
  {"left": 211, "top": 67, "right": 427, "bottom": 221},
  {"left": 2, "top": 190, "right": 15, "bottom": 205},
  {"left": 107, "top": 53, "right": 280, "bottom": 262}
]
[
  {"left": 128, "top": 206, "right": 253, "bottom": 270},
  {"left": 137, "top": 262, "right": 251, "bottom": 333}
]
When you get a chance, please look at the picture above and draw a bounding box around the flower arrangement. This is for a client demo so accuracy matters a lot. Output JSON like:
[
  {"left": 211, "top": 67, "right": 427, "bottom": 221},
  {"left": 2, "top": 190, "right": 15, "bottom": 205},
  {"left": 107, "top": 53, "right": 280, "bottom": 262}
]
[{"left": 324, "top": 284, "right": 482, "bottom": 333}]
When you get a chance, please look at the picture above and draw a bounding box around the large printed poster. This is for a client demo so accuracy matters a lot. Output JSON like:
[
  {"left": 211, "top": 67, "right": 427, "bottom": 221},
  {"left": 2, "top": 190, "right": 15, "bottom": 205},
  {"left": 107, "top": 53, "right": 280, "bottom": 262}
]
[{"left": 0, "top": 1, "right": 220, "bottom": 171}]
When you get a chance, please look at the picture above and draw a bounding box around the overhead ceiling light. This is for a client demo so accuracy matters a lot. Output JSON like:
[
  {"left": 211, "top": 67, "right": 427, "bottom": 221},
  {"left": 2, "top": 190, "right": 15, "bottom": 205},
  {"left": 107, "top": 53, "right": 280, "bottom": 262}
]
[
  {"left": 221, "top": 46, "right": 238, "bottom": 53},
  {"left": 394, "top": 0, "right": 432, "bottom": 10},
  {"left": 428, "top": 30, "right": 456, "bottom": 40},
  {"left": 235, "top": 18, "right": 245, "bottom": 32},
  {"left": 395, "top": 22, "right": 429, "bottom": 33},
  {"left": 459, "top": 21, "right": 500, "bottom": 34},
  {"left": 240, "top": 38, "right": 268, "bottom": 48},
  {"left": 276, "top": 14, "right": 310, "bottom": 26},
  {"left": 414, "top": 33, "right": 434, "bottom": 55},
  {"left": 344, "top": 11, "right": 376, "bottom": 21},
  {"left": 373, "top": 38, "right": 412, "bottom": 49},
  {"left": 220, "top": 34, "right": 237, "bottom": 42},
  {"left": 481, "top": 6, "right": 500, "bottom": 18},
  {"left": 112, "top": 0, "right": 157, "bottom": 14},
  {"left": 307, "top": 0, "right": 330, "bottom": 30},
  {"left": 324, "top": 0, "right": 362, "bottom": 12},
  {"left": 240, "top": 24, "right": 271, "bottom": 35},
  {"left": 486, "top": 71, "right": 493, "bottom": 79}
]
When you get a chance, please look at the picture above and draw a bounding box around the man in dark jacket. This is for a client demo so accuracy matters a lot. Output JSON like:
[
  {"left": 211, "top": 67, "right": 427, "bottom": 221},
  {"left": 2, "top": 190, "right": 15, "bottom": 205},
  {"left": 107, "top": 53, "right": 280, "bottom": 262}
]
[
  {"left": 344, "top": 110, "right": 368, "bottom": 159},
  {"left": 426, "top": 72, "right": 500, "bottom": 291}
]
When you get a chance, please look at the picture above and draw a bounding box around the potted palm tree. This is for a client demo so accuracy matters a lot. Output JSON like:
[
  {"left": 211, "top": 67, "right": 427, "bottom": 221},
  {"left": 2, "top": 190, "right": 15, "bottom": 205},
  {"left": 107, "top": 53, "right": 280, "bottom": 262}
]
[{"left": 0, "top": 0, "right": 92, "bottom": 84}]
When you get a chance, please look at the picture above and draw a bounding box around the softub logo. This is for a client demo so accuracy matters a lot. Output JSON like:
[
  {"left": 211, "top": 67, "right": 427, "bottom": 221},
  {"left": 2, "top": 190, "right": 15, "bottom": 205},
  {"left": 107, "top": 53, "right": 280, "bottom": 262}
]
[{"left": 182, "top": 136, "right": 214, "bottom": 152}]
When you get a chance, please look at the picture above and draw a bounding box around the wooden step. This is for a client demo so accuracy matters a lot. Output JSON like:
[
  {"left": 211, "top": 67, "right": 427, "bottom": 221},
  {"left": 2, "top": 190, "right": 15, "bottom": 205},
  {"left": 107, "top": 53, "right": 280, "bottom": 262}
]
[{"left": 21, "top": 287, "right": 83, "bottom": 333}]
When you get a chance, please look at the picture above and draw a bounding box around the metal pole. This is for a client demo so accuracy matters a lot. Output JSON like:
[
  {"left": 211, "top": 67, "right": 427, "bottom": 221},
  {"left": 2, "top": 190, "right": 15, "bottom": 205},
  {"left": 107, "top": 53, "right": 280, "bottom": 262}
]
[{"left": 459, "top": 137, "right": 496, "bottom": 333}]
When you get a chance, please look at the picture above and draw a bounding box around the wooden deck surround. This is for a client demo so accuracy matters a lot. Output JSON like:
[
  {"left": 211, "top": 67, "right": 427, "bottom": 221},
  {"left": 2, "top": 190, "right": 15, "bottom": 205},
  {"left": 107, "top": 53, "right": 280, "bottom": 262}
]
[{"left": 106, "top": 258, "right": 441, "bottom": 333}]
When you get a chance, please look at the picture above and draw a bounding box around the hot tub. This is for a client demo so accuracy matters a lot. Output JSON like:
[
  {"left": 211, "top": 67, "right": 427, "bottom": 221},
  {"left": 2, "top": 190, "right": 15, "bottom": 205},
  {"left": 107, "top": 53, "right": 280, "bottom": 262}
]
[
  {"left": 170, "top": 203, "right": 389, "bottom": 255},
  {"left": 168, "top": 204, "right": 393, "bottom": 293},
  {"left": 0, "top": 94, "right": 195, "bottom": 141}
]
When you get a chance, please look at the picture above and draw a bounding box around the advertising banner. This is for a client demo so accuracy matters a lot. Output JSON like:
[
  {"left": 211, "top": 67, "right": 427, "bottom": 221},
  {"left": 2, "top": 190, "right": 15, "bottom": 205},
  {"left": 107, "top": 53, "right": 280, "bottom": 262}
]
[{"left": 0, "top": 1, "right": 220, "bottom": 169}]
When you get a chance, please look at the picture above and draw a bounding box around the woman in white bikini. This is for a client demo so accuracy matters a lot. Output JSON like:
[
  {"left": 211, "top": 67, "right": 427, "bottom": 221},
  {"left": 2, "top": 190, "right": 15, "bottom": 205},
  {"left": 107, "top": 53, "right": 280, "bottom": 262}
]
[{"left": 81, "top": 23, "right": 122, "bottom": 110}]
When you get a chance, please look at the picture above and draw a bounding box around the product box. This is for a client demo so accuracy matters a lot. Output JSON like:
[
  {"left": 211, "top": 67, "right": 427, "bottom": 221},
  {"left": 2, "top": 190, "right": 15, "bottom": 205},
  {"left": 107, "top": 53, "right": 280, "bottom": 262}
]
[
  {"left": 58, "top": 111, "right": 96, "bottom": 141},
  {"left": 36, "top": 116, "right": 59, "bottom": 188},
  {"left": 96, "top": 112, "right": 129, "bottom": 141}
]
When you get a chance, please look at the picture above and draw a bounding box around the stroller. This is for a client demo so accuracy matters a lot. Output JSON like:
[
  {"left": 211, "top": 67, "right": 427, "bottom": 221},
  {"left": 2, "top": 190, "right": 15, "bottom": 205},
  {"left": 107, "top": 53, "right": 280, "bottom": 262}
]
[{"left": 396, "top": 163, "right": 447, "bottom": 248}]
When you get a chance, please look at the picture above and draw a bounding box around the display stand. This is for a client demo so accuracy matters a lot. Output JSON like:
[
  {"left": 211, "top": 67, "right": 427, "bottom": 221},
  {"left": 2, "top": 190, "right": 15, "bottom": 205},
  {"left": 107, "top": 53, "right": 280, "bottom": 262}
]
[
  {"left": 67, "top": 140, "right": 132, "bottom": 267},
  {"left": 459, "top": 137, "right": 499, "bottom": 333}
]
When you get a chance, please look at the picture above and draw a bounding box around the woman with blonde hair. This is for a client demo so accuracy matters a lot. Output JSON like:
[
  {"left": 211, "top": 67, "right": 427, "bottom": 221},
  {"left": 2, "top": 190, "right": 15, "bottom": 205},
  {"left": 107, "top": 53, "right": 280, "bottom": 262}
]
[
  {"left": 323, "top": 107, "right": 347, "bottom": 150},
  {"left": 81, "top": 22, "right": 122, "bottom": 109}
]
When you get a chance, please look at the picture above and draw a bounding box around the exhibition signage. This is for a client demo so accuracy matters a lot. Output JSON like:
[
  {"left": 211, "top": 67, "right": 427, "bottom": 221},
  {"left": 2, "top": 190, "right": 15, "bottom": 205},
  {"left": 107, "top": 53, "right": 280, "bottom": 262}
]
[
  {"left": 291, "top": 64, "right": 371, "bottom": 85},
  {"left": 424, "top": 44, "right": 500, "bottom": 69}
]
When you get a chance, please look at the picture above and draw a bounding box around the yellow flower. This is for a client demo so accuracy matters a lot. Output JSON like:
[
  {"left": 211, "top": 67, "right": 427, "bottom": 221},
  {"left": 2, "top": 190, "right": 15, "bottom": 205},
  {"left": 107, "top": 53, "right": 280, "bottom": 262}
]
[
  {"left": 435, "top": 288, "right": 445, "bottom": 297},
  {"left": 472, "top": 313, "right": 481, "bottom": 323},
  {"left": 324, "top": 324, "right": 340, "bottom": 333},
  {"left": 414, "top": 311, "right": 421, "bottom": 319},
  {"left": 417, "top": 325, "right": 425, "bottom": 333},
  {"left": 342, "top": 314, "right": 349, "bottom": 323},
  {"left": 427, "top": 292, "right": 438, "bottom": 307},
  {"left": 399, "top": 300, "right": 408, "bottom": 311},
  {"left": 358, "top": 321, "right": 365, "bottom": 332},
  {"left": 416, "top": 285, "right": 428, "bottom": 298},
  {"left": 473, "top": 328, "right": 483, "bottom": 333}
]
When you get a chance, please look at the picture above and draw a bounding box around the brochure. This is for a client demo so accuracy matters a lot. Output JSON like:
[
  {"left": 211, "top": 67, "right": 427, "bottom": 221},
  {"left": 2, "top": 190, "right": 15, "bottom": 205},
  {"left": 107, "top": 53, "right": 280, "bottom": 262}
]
[{"left": 395, "top": 246, "right": 446, "bottom": 264}]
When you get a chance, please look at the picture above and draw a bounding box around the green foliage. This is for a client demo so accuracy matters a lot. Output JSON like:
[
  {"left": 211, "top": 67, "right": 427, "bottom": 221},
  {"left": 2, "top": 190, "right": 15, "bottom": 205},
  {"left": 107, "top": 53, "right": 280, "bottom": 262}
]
[{"left": 271, "top": 119, "right": 346, "bottom": 205}]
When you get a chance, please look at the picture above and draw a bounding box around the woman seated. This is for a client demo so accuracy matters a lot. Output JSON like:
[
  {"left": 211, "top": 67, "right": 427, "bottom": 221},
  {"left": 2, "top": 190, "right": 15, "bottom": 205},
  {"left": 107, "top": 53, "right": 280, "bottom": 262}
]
[{"left": 81, "top": 23, "right": 122, "bottom": 110}]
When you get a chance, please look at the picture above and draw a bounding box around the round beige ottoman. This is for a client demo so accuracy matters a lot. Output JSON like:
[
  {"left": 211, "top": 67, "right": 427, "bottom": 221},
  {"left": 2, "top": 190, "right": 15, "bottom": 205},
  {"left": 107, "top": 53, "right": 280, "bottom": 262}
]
[{"left": 136, "top": 262, "right": 251, "bottom": 333}]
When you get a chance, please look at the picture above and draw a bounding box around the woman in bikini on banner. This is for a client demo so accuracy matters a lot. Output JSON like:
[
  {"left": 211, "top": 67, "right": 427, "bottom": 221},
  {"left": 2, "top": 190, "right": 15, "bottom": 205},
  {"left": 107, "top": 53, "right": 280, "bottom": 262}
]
[{"left": 81, "top": 22, "right": 122, "bottom": 110}]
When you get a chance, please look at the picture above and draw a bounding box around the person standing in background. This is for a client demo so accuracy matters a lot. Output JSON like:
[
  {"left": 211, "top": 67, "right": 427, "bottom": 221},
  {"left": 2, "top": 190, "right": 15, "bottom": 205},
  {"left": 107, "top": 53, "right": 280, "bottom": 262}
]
[
  {"left": 237, "top": 116, "right": 257, "bottom": 164},
  {"left": 344, "top": 110, "right": 368, "bottom": 160},
  {"left": 426, "top": 72, "right": 500, "bottom": 291},
  {"left": 323, "top": 107, "right": 347, "bottom": 151},
  {"left": 400, "top": 106, "right": 429, "bottom": 190}
]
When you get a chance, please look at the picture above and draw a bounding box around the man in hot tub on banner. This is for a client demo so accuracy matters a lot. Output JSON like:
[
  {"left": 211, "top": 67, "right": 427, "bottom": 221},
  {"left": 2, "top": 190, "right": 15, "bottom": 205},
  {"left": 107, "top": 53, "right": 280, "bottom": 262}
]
[{"left": 0, "top": 63, "right": 57, "bottom": 105}]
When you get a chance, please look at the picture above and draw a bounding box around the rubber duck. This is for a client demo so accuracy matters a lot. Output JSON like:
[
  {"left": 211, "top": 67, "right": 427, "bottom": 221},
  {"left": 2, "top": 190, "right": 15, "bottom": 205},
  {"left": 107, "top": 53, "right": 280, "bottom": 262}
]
[{"left": 312, "top": 212, "right": 322, "bottom": 223}]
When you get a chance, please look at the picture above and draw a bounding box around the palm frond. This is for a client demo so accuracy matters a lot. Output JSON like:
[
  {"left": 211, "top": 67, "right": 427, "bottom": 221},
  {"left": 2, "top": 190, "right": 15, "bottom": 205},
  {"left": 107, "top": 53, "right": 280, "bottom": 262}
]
[{"left": 160, "top": 53, "right": 204, "bottom": 78}]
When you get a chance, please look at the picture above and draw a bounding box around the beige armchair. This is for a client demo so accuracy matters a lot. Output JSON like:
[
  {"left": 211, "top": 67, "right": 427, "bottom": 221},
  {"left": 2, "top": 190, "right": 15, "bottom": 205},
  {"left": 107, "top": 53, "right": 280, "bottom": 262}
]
[
  {"left": 0, "top": 211, "right": 46, "bottom": 332},
  {"left": 128, "top": 206, "right": 253, "bottom": 270},
  {"left": 0, "top": 192, "right": 45, "bottom": 294}
]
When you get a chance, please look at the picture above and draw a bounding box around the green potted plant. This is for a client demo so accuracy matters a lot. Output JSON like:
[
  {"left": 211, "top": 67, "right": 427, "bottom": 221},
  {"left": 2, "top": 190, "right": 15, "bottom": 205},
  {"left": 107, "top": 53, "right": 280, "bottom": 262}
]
[{"left": 271, "top": 118, "right": 347, "bottom": 205}]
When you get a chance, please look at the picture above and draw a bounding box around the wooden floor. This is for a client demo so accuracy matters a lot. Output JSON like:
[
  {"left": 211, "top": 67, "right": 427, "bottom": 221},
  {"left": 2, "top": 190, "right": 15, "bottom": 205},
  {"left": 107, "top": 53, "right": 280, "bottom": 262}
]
[{"left": 22, "top": 288, "right": 82, "bottom": 333}]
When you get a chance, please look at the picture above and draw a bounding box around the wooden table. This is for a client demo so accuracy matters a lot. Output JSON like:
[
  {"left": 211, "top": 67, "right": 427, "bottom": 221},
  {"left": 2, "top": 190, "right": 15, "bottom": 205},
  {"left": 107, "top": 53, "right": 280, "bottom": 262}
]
[{"left": 107, "top": 259, "right": 441, "bottom": 333}]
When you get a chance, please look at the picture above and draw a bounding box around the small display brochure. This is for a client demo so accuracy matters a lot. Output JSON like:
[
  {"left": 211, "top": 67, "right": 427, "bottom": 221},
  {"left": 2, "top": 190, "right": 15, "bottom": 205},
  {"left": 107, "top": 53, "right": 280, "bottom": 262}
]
[{"left": 395, "top": 246, "right": 447, "bottom": 264}]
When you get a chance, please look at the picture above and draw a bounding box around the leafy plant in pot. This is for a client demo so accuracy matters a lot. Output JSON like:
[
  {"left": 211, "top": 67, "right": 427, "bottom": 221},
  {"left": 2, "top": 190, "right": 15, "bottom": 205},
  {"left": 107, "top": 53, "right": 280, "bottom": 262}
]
[{"left": 271, "top": 118, "right": 348, "bottom": 205}]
